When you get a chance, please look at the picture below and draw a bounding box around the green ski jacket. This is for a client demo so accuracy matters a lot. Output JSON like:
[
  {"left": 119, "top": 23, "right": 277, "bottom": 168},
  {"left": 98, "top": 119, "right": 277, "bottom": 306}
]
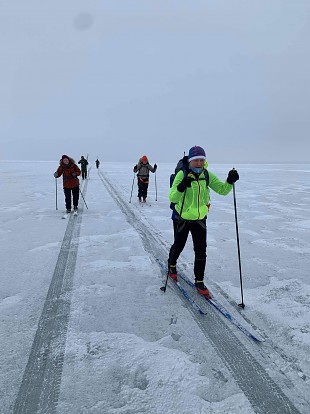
[{"left": 169, "top": 162, "right": 233, "bottom": 221}]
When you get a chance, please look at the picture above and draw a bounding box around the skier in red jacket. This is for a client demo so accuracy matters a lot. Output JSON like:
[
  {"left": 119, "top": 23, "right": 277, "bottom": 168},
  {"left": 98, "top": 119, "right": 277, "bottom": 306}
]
[{"left": 54, "top": 155, "right": 81, "bottom": 213}]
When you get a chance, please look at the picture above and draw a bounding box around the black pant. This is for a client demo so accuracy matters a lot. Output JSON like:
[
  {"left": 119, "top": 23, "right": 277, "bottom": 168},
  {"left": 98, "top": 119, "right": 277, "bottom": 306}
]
[
  {"left": 137, "top": 178, "right": 149, "bottom": 199},
  {"left": 64, "top": 187, "right": 79, "bottom": 210},
  {"left": 82, "top": 169, "right": 87, "bottom": 179},
  {"left": 169, "top": 219, "right": 207, "bottom": 279}
]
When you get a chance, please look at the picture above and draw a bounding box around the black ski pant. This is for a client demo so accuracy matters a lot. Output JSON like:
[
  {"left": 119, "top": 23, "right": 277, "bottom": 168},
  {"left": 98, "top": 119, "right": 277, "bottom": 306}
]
[
  {"left": 81, "top": 169, "right": 87, "bottom": 179},
  {"left": 169, "top": 219, "right": 207, "bottom": 280},
  {"left": 64, "top": 186, "right": 79, "bottom": 210},
  {"left": 137, "top": 178, "right": 149, "bottom": 200}
]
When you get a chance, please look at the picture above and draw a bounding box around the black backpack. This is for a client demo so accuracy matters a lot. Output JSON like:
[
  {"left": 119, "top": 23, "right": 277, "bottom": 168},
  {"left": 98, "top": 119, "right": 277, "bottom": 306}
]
[{"left": 169, "top": 155, "right": 209, "bottom": 218}]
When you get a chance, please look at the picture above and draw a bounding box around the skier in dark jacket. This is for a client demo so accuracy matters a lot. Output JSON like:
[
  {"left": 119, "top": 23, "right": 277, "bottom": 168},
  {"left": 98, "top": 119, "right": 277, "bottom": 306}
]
[
  {"left": 95, "top": 158, "right": 100, "bottom": 169},
  {"left": 78, "top": 156, "right": 88, "bottom": 179},
  {"left": 133, "top": 155, "right": 157, "bottom": 202}
]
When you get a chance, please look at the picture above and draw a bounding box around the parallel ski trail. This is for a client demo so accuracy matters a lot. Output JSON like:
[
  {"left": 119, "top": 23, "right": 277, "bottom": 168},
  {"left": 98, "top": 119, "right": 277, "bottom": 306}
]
[
  {"left": 13, "top": 182, "right": 87, "bottom": 414},
  {"left": 99, "top": 171, "right": 304, "bottom": 414}
]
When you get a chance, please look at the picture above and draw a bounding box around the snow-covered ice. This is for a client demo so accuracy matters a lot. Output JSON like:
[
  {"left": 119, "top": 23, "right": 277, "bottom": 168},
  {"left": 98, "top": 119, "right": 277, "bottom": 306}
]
[{"left": 0, "top": 161, "right": 310, "bottom": 413}]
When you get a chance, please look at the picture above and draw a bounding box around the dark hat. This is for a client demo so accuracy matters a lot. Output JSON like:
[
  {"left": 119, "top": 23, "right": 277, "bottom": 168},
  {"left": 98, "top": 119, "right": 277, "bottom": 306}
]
[{"left": 188, "top": 146, "right": 206, "bottom": 162}]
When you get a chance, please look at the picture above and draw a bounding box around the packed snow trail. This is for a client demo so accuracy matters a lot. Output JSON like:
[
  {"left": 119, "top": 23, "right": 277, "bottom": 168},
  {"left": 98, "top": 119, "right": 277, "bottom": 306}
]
[
  {"left": 99, "top": 170, "right": 304, "bottom": 414},
  {"left": 13, "top": 182, "right": 87, "bottom": 414}
]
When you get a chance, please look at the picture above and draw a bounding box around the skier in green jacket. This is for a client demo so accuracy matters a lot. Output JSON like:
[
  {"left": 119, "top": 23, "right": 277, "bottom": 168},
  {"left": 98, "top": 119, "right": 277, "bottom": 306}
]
[{"left": 168, "top": 145, "right": 239, "bottom": 297}]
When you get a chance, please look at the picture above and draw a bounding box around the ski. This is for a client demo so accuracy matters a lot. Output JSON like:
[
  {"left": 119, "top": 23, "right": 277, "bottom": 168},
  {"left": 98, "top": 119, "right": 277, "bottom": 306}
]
[
  {"left": 62, "top": 211, "right": 72, "bottom": 219},
  {"left": 158, "top": 261, "right": 206, "bottom": 315},
  {"left": 173, "top": 279, "right": 206, "bottom": 315},
  {"left": 178, "top": 272, "right": 264, "bottom": 343},
  {"left": 206, "top": 296, "right": 263, "bottom": 342},
  {"left": 138, "top": 202, "right": 151, "bottom": 207},
  {"left": 73, "top": 211, "right": 78, "bottom": 216}
]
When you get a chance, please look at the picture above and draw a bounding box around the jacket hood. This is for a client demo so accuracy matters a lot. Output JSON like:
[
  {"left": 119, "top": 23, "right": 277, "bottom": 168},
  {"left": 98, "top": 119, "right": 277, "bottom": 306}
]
[{"left": 59, "top": 156, "right": 76, "bottom": 166}]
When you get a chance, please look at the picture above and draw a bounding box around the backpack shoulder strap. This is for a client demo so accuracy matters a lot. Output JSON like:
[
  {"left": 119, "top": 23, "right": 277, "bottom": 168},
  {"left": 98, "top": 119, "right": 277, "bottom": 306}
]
[{"left": 181, "top": 166, "right": 190, "bottom": 177}]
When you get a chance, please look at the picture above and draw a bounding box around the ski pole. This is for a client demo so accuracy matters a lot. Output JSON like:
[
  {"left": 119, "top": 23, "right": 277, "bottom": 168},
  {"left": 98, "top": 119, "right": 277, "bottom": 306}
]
[
  {"left": 79, "top": 187, "right": 88, "bottom": 209},
  {"left": 129, "top": 173, "right": 135, "bottom": 203},
  {"left": 155, "top": 169, "right": 158, "bottom": 201},
  {"left": 233, "top": 182, "right": 245, "bottom": 308},
  {"left": 161, "top": 187, "right": 187, "bottom": 293},
  {"left": 55, "top": 178, "right": 58, "bottom": 210}
]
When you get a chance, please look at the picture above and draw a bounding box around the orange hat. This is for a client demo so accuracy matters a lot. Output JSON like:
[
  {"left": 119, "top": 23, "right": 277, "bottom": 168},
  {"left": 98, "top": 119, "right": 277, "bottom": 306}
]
[{"left": 141, "top": 155, "right": 148, "bottom": 162}]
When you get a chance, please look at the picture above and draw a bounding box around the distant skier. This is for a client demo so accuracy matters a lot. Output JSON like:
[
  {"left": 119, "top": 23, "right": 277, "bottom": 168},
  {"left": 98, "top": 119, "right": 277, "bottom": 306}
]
[
  {"left": 167, "top": 145, "right": 239, "bottom": 297},
  {"left": 95, "top": 158, "right": 100, "bottom": 169},
  {"left": 133, "top": 155, "right": 157, "bottom": 202},
  {"left": 54, "top": 155, "right": 81, "bottom": 214},
  {"left": 78, "top": 155, "right": 88, "bottom": 179}
]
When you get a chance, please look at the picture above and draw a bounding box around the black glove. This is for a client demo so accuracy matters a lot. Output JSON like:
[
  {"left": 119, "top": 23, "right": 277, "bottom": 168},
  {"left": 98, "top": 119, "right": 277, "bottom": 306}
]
[
  {"left": 227, "top": 169, "right": 239, "bottom": 185},
  {"left": 133, "top": 165, "right": 137, "bottom": 172},
  {"left": 53, "top": 172, "right": 58, "bottom": 178},
  {"left": 177, "top": 176, "right": 194, "bottom": 192},
  {"left": 154, "top": 163, "right": 157, "bottom": 171}
]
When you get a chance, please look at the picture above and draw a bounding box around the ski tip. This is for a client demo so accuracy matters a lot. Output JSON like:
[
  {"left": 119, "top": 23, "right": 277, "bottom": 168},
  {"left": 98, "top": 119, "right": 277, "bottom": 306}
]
[
  {"left": 252, "top": 335, "right": 266, "bottom": 343},
  {"left": 252, "top": 329, "right": 266, "bottom": 342}
]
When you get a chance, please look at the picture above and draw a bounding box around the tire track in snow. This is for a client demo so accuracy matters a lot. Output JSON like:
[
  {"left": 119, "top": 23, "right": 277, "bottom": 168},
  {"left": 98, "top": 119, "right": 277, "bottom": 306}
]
[
  {"left": 99, "top": 171, "right": 303, "bottom": 414},
  {"left": 13, "top": 182, "right": 87, "bottom": 414}
]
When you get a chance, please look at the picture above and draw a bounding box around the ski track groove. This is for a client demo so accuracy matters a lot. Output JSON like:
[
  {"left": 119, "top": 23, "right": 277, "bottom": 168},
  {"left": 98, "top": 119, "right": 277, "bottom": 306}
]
[
  {"left": 12, "top": 181, "right": 88, "bottom": 414},
  {"left": 99, "top": 171, "right": 305, "bottom": 414}
]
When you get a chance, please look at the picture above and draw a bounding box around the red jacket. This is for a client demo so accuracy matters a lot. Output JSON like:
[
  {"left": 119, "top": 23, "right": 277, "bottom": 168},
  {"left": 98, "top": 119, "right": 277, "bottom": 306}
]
[{"left": 56, "top": 160, "right": 81, "bottom": 189}]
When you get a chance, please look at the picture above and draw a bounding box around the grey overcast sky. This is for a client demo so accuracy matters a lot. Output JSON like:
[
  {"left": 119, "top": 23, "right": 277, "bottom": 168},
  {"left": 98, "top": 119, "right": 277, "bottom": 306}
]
[{"left": 1, "top": 0, "right": 310, "bottom": 163}]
